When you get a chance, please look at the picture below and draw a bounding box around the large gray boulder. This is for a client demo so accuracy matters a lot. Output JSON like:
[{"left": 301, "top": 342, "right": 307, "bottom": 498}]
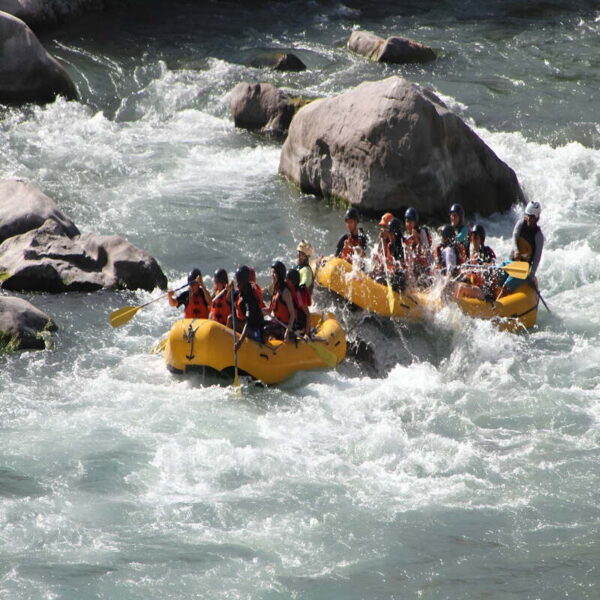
[
  {"left": 0, "top": 220, "right": 168, "bottom": 293},
  {"left": 0, "top": 295, "right": 57, "bottom": 350},
  {"left": 229, "top": 82, "right": 309, "bottom": 137},
  {"left": 348, "top": 30, "right": 436, "bottom": 64},
  {"left": 279, "top": 76, "right": 524, "bottom": 218},
  {"left": 0, "top": 178, "right": 80, "bottom": 244},
  {"left": 0, "top": 0, "right": 103, "bottom": 29},
  {"left": 0, "top": 10, "right": 77, "bottom": 104}
]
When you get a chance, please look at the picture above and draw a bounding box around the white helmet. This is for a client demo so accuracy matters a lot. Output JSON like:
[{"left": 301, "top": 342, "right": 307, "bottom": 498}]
[{"left": 525, "top": 201, "right": 541, "bottom": 219}]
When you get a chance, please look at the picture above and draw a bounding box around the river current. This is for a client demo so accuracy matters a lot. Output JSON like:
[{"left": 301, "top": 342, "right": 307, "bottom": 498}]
[{"left": 1, "top": 1, "right": 599, "bottom": 598}]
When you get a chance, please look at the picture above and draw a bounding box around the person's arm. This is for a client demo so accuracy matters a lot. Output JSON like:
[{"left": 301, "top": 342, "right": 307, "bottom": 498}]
[
  {"left": 511, "top": 219, "right": 523, "bottom": 259},
  {"left": 168, "top": 290, "right": 186, "bottom": 308},
  {"left": 234, "top": 322, "right": 248, "bottom": 351},
  {"left": 199, "top": 280, "right": 212, "bottom": 308},
  {"left": 530, "top": 230, "right": 544, "bottom": 276},
  {"left": 335, "top": 234, "right": 346, "bottom": 257}
]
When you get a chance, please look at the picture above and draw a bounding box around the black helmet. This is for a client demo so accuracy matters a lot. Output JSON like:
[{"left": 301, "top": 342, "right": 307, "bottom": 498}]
[
  {"left": 388, "top": 217, "right": 403, "bottom": 234},
  {"left": 440, "top": 224, "right": 455, "bottom": 241},
  {"left": 235, "top": 265, "right": 250, "bottom": 285},
  {"left": 286, "top": 268, "right": 300, "bottom": 287},
  {"left": 449, "top": 203, "right": 464, "bottom": 217},
  {"left": 271, "top": 260, "right": 287, "bottom": 282},
  {"left": 188, "top": 268, "right": 202, "bottom": 283},
  {"left": 404, "top": 207, "right": 418, "bottom": 222},
  {"left": 469, "top": 224, "right": 486, "bottom": 243},
  {"left": 344, "top": 207, "right": 359, "bottom": 221},
  {"left": 213, "top": 268, "right": 228, "bottom": 285}
]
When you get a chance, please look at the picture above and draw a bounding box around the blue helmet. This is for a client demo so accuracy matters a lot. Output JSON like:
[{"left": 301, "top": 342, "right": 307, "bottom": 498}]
[{"left": 404, "top": 207, "right": 418, "bottom": 222}]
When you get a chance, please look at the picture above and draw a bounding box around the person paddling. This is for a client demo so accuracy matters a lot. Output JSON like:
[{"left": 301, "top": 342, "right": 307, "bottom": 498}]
[
  {"left": 233, "top": 265, "right": 265, "bottom": 351},
  {"left": 294, "top": 240, "right": 314, "bottom": 307},
  {"left": 370, "top": 215, "right": 405, "bottom": 291},
  {"left": 209, "top": 268, "right": 232, "bottom": 326},
  {"left": 449, "top": 203, "right": 469, "bottom": 254},
  {"left": 498, "top": 201, "right": 544, "bottom": 298},
  {"left": 264, "top": 261, "right": 296, "bottom": 341},
  {"left": 458, "top": 224, "right": 498, "bottom": 300},
  {"left": 168, "top": 268, "right": 211, "bottom": 319},
  {"left": 335, "top": 208, "right": 368, "bottom": 266},
  {"left": 433, "top": 225, "right": 467, "bottom": 277},
  {"left": 286, "top": 268, "right": 311, "bottom": 337},
  {"left": 402, "top": 207, "right": 432, "bottom": 287}
]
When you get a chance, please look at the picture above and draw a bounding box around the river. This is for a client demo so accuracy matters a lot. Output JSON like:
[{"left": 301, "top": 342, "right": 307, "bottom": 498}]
[{"left": 1, "top": 1, "right": 599, "bottom": 598}]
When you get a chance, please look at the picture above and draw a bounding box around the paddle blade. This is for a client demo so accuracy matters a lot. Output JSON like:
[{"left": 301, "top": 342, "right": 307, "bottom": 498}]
[
  {"left": 109, "top": 305, "right": 142, "bottom": 328},
  {"left": 308, "top": 340, "right": 338, "bottom": 368},
  {"left": 501, "top": 261, "right": 530, "bottom": 280},
  {"left": 150, "top": 337, "right": 167, "bottom": 354},
  {"left": 386, "top": 282, "right": 395, "bottom": 314},
  {"left": 0, "top": 272, "right": 11, "bottom": 282}
]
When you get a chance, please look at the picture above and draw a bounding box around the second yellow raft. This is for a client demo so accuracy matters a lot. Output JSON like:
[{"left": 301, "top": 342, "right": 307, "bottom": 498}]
[{"left": 314, "top": 256, "right": 538, "bottom": 331}]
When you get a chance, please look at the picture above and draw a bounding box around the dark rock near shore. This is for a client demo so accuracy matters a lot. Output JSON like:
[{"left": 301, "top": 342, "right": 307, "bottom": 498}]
[
  {"left": 0, "top": 220, "right": 168, "bottom": 293},
  {"left": 0, "top": 11, "right": 77, "bottom": 104},
  {"left": 348, "top": 30, "right": 436, "bottom": 64},
  {"left": 249, "top": 51, "right": 307, "bottom": 72},
  {"left": 0, "top": 295, "right": 57, "bottom": 351},
  {"left": 279, "top": 76, "right": 524, "bottom": 217},
  {"left": 229, "top": 82, "right": 310, "bottom": 137},
  {"left": 0, "top": 179, "right": 80, "bottom": 244}
]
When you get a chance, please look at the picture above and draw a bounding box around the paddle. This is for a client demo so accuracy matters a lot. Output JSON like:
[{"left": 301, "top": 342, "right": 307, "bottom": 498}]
[
  {"left": 230, "top": 286, "right": 241, "bottom": 392},
  {"left": 0, "top": 272, "right": 11, "bottom": 283},
  {"left": 380, "top": 239, "right": 396, "bottom": 314},
  {"left": 463, "top": 260, "right": 530, "bottom": 280},
  {"left": 108, "top": 281, "right": 190, "bottom": 328},
  {"left": 270, "top": 315, "right": 339, "bottom": 368},
  {"left": 531, "top": 280, "right": 551, "bottom": 312}
]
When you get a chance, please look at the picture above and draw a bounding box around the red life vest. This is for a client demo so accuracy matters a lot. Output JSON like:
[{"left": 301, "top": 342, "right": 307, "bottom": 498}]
[
  {"left": 184, "top": 290, "right": 209, "bottom": 319},
  {"left": 270, "top": 282, "right": 302, "bottom": 326},
  {"left": 339, "top": 234, "right": 364, "bottom": 262},
  {"left": 209, "top": 289, "right": 231, "bottom": 325}
]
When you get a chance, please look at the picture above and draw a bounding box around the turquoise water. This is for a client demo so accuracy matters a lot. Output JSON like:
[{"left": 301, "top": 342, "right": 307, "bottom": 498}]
[{"left": 1, "top": 2, "right": 599, "bottom": 598}]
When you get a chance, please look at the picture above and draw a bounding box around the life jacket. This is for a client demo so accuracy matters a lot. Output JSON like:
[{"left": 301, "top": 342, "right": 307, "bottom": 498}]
[
  {"left": 209, "top": 289, "right": 231, "bottom": 325},
  {"left": 404, "top": 226, "right": 432, "bottom": 268},
  {"left": 515, "top": 220, "right": 539, "bottom": 263},
  {"left": 434, "top": 242, "right": 467, "bottom": 273},
  {"left": 184, "top": 289, "right": 209, "bottom": 319},
  {"left": 294, "top": 264, "right": 314, "bottom": 306},
  {"left": 270, "top": 282, "right": 305, "bottom": 328},
  {"left": 466, "top": 245, "right": 497, "bottom": 288},
  {"left": 339, "top": 232, "right": 365, "bottom": 262}
]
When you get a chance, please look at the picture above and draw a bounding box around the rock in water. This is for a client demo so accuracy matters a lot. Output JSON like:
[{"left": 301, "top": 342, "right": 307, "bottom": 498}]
[
  {"left": 279, "top": 76, "right": 524, "bottom": 217},
  {"left": 0, "top": 0, "right": 104, "bottom": 29},
  {"left": 348, "top": 30, "right": 436, "bottom": 64},
  {"left": 249, "top": 51, "right": 307, "bottom": 72},
  {"left": 0, "top": 179, "right": 80, "bottom": 244},
  {"left": 0, "top": 11, "right": 77, "bottom": 104},
  {"left": 0, "top": 220, "right": 168, "bottom": 293},
  {"left": 0, "top": 296, "right": 57, "bottom": 351},
  {"left": 229, "top": 82, "right": 308, "bottom": 137}
]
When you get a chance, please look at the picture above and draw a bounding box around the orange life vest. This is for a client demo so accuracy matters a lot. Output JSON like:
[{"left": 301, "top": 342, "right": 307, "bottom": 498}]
[
  {"left": 339, "top": 234, "right": 364, "bottom": 262},
  {"left": 184, "top": 290, "right": 209, "bottom": 319},
  {"left": 235, "top": 284, "right": 264, "bottom": 323},
  {"left": 209, "top": 289, "right": 231, "bottom": 325},
  {"left": 270, "top": 282, "right": 303, "bottom": 327}
]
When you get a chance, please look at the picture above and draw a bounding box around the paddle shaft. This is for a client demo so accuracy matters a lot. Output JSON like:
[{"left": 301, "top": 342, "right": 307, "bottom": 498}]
[{"left": 230, "top": 286, "right": 240, "bottom": 387}]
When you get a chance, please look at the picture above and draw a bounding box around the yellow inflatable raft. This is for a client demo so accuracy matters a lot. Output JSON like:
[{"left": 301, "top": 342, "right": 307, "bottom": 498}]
[
  {"left": 315, "top": 257, "right": 538, "bottom": 331},
  {"left": 163, "top": 313, "right": 346, "bottom": 385}
]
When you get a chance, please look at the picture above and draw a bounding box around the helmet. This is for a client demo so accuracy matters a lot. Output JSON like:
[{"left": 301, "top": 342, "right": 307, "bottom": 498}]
[
  {"left": 271, "top": 260, "right": 287, "bottom": 282},
  {"left": 286, "top": 268, "right": 300, "bottom": 287},
  {"left": 188, "top": 268, "right": 202, "bottom": 283},
  {"left": 213, "top": 268, "right": 228, "bottom": 285},
  {"left": 296, "top": 240, "right": 313, "bottom": 257},
  {"left": 525, "top": 201, "right": 541, "bottom": 219},
  {"left": 388, "top": 217, "right": 403, "bottom": 234},
  {"left": 440, "top": 224, "right": 455, "bottom": 241},
  {"left": 344, "top": 207, "right": 359, "bottom": 221},
  {"left": 469, "top": 224, "right": 486, "bottom": 243},
  {"left": 378, "top": 212, "right": 394, "bottom": 227},
  {"left": 235, "top": 265, "right": 250, "bottom": 285},
  {"left": 449, "top": 203, "right": 464, "bottom": 217},
  {"left": 404, "top": 207, "right": 418, "bottom": 222}
]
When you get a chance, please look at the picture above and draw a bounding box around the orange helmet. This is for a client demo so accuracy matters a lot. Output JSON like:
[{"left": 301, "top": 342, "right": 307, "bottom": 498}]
[{"left": 379, "top": 212, "right": 394, "bottom": 227}]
